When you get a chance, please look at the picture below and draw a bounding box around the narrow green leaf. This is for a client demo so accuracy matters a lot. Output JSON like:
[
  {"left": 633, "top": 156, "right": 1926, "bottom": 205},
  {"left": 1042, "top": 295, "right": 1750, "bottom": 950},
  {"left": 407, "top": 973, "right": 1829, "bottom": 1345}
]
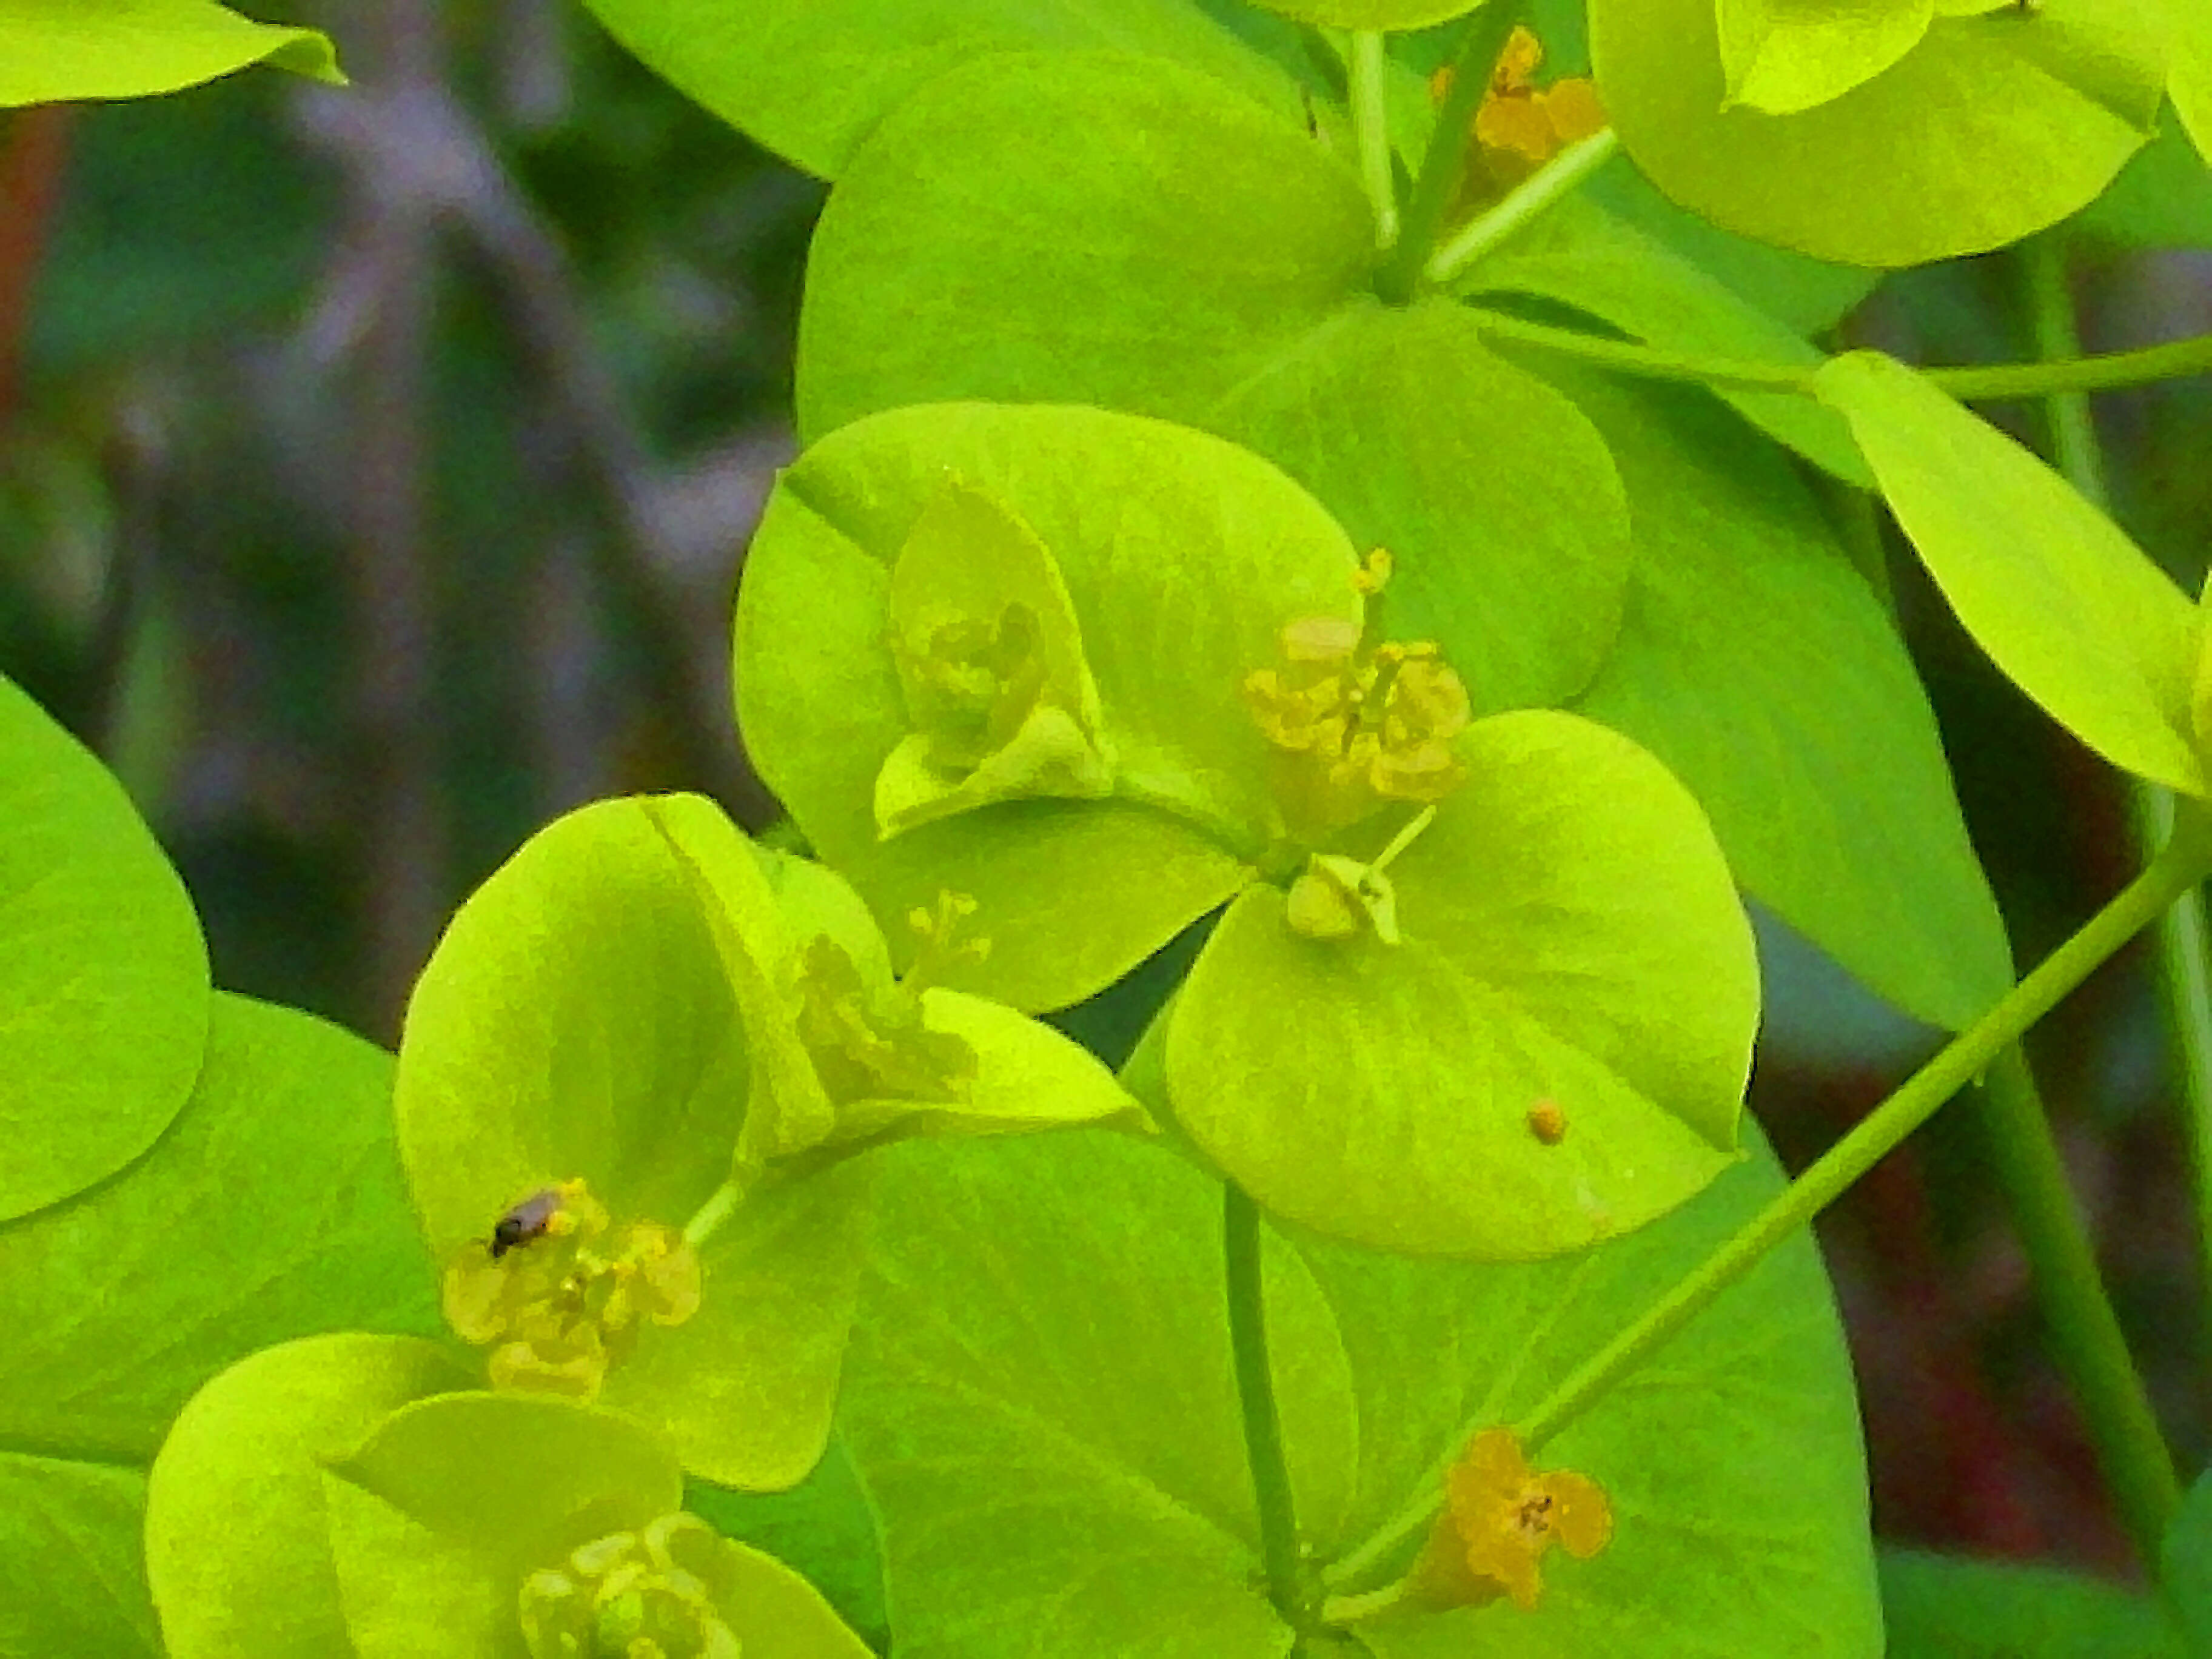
[
  {"left": 1249, "top": 0, "right": 1484, "bottom": 28},
  {"left": 1168, "top": 710, "right": 1757, "bottom": 1259},
  {"left": 1817, "top": 349, "right": 2204, "bottom": 793},
  {"left": 146, "top": 1335, "right": 471, "bottom": 1659},
  {"left": 0, "top": 0, "right": 342, "bottom": 104},
  {"left": 1590, "top": 0, "right": 2166, "bottom": 264},
  {"left": 0, "top": 670, "right": 207, "bottom": 1219},
  {"left": 1563, "top": 369, "right": 2011, "bottom": 1031}
]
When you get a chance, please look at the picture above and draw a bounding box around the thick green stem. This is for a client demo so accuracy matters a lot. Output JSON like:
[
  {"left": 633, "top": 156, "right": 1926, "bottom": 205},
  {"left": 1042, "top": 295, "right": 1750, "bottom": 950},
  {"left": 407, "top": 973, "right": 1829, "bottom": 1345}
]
[
  {"left": 1456, "top": 307, "right": 2212, "bottom": 401},
  {"left": 1349, "top": 31, "right": 1398, "bottom": 252},
  {"left": 1227, "top": 1181, "right": 1305, "bottom": 1626},
  {"left": 1376, "top": 0, "right": 1524, "bottom": 304},
  {"left": 2022, "top": 234, "right": 2212, "bottom": 1355},
  {"left": 1974, "top": 1049, "right": 2180, "bottom": 1562},
  {"left": 1324, "top": 830, "right": 2212, "bottom": 1592}
]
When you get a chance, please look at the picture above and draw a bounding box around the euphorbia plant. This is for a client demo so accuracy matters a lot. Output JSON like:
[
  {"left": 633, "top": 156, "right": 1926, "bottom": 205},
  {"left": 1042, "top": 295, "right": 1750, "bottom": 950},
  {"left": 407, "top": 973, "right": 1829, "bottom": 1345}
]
[{"left": 14, "top": 1, "right": 2212, "bottom": 1655}]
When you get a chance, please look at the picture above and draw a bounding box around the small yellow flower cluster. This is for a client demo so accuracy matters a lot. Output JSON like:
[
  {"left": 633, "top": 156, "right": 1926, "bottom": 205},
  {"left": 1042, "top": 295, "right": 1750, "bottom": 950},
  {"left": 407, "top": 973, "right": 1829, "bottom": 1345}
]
[
  {"left": 518, "top": 1512, "right": 742, "bottom": 1659},
  {"left": 898, "top": 602, "right": 1052, "bottom": 776},
  {"left": 793, "top": 930, "right": 978, "bottom": 1107},
  {"left": 444, "top": 1179, "right": 701, "bottom": 1401},
  {"left": 1244, "top": 555, "right": 1472, "bottom": 837},
  {"left": 1433, "top": 25, "right": 1609, "bottom": 196},
  {"left": 1414, "top": 1427, "right": 1613, "bottom": 1611}
]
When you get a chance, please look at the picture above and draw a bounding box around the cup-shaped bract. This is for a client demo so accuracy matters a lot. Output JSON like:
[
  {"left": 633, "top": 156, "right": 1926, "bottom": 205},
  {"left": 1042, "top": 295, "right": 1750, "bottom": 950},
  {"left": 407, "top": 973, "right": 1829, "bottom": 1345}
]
[
  {"left": 394, "top": 791, "right": 1138, "bottom": 1486},
  {"left": 1165, "top": 710, "right": 1759, "bottom": 1259},
  {"left": 736, "top": 401, "right": 1367, "bottom": 1011},
  {"left": 147, "top": 1337, "right": 873, "bottom": 1659},
  {"left": 1591, "top": 0, "right": 2166, "bottom": 264}
]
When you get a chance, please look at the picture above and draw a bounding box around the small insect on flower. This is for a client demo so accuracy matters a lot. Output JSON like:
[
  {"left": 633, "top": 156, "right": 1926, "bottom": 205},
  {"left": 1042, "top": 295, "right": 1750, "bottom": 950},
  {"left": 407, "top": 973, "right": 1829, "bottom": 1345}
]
[{"left": 490, "top": 1186, "right": 568, "bottom": 1258}]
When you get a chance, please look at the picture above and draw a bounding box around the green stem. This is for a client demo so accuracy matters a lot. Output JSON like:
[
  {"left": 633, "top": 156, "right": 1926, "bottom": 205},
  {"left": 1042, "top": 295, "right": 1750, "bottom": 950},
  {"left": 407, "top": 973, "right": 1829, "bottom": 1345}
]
[
  {"left": 1376, "top": 0, "right": 1524, "bottom": 304},
  {"left": 1349, "top": 31, "right": 1398, "bottom": 252},
  {"left": 1227, "top": 1180, "right": 1305, "bottom": 1625},
  {"left": 682, "top": 1179, "right": 743, "bottom": 1248},
  {"left": 1456, "top": 307, "right": 2212, "bottom": 403},
  {"left": 1974, "top": 1048, "right": 2180, "bottom": 1563},
  {"left": 2022, "top": 232, "right": 2212, "bottom": 1417},
  {"left": 1426, "top": 127, "right": 1617, "bottom": 286},
  {"left": 1324, "top": 830, "right": 2212, "bottom": 1590}
]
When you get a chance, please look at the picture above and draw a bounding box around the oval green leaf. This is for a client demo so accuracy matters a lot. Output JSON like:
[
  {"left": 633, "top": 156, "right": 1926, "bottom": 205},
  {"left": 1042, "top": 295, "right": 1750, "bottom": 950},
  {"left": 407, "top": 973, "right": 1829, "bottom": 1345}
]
[
  {"left": 0, "top": 0, "right": 341, "bottom": 104},
  {"left": 1590, "top": 0, "right": 2165, "bottom": 264},
  {"left": 1248, "top": 0, "right": 1484, "bottom": 28},
  {"left": 842, "top": 1127, "right": 1879, "bottom": 1657},
  {"left": 1168, "top": 709, "right": 1757, "bottom": 1259},
  {"left": 146, "top": 1335, "right": 471, "bottom": 1659},
  {"left": 737, "top": 401, "right": 1366, "bottom": 1010},
  {"left": 0, "top": 670, "right": 208, "bottom": 1219},
  {"left": 1562, "top": 367, "right": 2010, "bottom": 1031},
  {"left": 575, "top": 0, "right": 1303, "bottom": 178},
  {"left": 1817, "top": 349, "right": 2204, "bottom": 794},
  {"left": 794, "top": 52, "right": 1635, "bottom": 715},
  {"left": 0, "top": 992, "right": 440, "bottom": 1462}
]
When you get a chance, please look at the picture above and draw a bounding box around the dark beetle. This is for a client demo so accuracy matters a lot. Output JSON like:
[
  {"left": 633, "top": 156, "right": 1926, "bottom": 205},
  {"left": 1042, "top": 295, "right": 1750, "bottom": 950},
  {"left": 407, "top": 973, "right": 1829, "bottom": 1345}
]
[{"left": 489, "top": 1187, "right": 565, "bottom": 1258}]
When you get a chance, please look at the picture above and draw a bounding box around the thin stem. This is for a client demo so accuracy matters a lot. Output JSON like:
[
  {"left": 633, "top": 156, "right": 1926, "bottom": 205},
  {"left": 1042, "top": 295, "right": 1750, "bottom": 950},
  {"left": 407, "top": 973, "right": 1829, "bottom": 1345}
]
[
  {"left": 1376, "top": 0, "right": 1524, "bottom": 304},
  {"left": 1226, "top": 1181, "right": 1305, "bottom": 1625},
  {"left": 1974, "top": 1048, "right": 2180, "bottom": 1562},
  {"left": 1326, "top": 830, "right": 2212, "bottom": 1589},
  {"left": 1456, "top": 307, "right": 2212, "bottom": 404},
  {"left": 1321, "top": 1582, "right": 1404, "bottom": 1627},
  {"left": 1426, "top": 127, "right": 1617, "bottom": 286},
  {"left": 1349, "top": 32, "right": 1399, "bottom": 252},
  {"left": 682, "top": 1179, "right": 743, "bottom": 1248},
  {"left": 2022, "top": 233, "right": 2212, "bottom": 1392}
]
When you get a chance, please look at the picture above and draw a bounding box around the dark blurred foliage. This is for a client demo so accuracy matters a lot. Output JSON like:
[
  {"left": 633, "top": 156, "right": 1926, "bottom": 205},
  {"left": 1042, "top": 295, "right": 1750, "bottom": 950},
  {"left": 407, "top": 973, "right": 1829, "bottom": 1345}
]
[{"left": 6, "top": 0, "right": 2212, "bottom": 1604}]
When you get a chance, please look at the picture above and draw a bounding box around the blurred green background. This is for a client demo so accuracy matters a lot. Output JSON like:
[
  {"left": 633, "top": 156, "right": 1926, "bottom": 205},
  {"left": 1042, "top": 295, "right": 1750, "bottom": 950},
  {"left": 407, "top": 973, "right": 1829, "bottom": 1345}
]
[{"left": 8, "top": 0, "right": 2212, "bottom": 1597}]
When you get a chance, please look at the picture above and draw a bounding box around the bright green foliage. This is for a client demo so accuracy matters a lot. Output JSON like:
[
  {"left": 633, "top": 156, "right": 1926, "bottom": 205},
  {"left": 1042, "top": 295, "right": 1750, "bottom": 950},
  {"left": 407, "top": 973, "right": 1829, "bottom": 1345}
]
[
  {"left": 0, "top": 0, "right": 341, "bottom": 105},
  {"left": 2163, "top": 1470, "right": 2212, "bottom": 1651},
  {"left": 0, "top": 1460, "right": 159, "bottom": 1655},
  {"left": 0, "top": 993, "right": 440, "bottom": 1456},
  {"left": 842, "top": 1128, "right": 1878, "bottom": 1657},
  {"left": 149, "top": 1342, "right": 875, "bottom": 1657},
  {"left": 1817, "top": 350, "right": 2207, "bottom": 796},
  {"left": 1879, "top": 1550, "right": 2189, "bottom": 1657},
  {"left": 1167, "top": 709, "right": 1755, "bottom": 1259},
  {"left": 1716, "top": 0, "right": 1935, "bottom": 116},
  {"left": 574, "top": 0, "right": 1303, "bottom": 179},
  {"left": 685, "top": 1439, "right": 890, "bottom": 1651},
  {"left": 1561, "top": 370, "right": 2011, "bottom": 1031},
  {"left": 0, "top": 994, "right": 443, "bottom": 1657},
  {"left": 0, "top": 671, "right": 207, "bottom": 1219},
  {"left": 2171, "top": 4, "right": 2212, "bottom": 166},
  {"left": 1463, "top": 196, "right": 1870, "bottom": 484},
  {"left": 737, "top": 400, "right": 1358, "bottom": 1010},
  {"left": 1590, "top": 0, "right": 2167, "bottom": 263},
  {"left": 147, "top": 1335, "right": 472, "bottom": 1658},
  {"left": 394, "top": 790, "right": 1136, "bottom": 1484},
  {"left": 1249, "top": 0, "right": 1483, "bottom": 28},
  {"left": 2079, "top": 120, "right": 2212, "bottom": 249},
  {"left": 793, "top": 52, "right": 1635, "bottom": 716}
]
